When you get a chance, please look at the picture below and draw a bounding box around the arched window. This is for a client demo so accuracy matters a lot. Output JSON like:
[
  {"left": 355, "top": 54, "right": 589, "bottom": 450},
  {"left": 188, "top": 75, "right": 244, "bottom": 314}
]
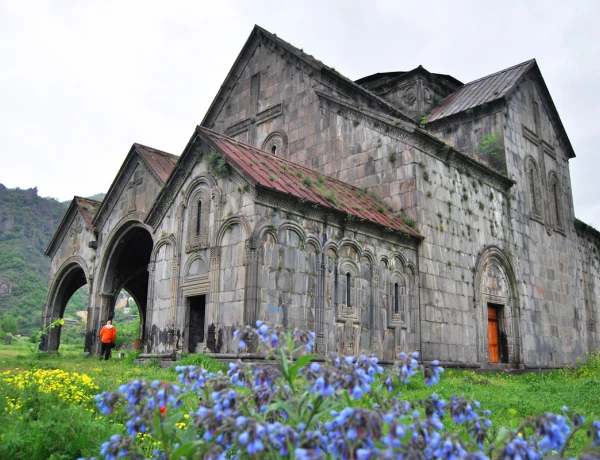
[
  {"left": 394, "top": 282, "right": 399, "bottom": 314},
  {"left": 526, "top": 158, "right": 542, "bottom": 220},
  {"left": 346, "top": 272, "right": 351, "bottom": 306},
  {"left": 186, "top": 189, "right": 209, "bottom": 252},
  {"left": 262, "top": 131, "right": 288, "bottom": 157},
  {"left": 196, "top": 201, "right": 202, "bottom": 236},
  {"left": 548, "top": 173, "right": 564, "bottom": 232}
]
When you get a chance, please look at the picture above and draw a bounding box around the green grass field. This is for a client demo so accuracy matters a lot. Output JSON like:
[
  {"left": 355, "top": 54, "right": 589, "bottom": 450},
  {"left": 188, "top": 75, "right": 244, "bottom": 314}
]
[{"left": 0, "top": 338, "right": 598, "bottom": 459}]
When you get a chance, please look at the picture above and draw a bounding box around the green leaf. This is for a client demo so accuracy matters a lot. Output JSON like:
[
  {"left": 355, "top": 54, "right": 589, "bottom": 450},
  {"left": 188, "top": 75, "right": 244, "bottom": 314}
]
[
  {"left": 170, "top": 441, "right": 203, "bottom": 459},
  {"left": 288, "top": 353, "right": 316, "bottom": 380}
]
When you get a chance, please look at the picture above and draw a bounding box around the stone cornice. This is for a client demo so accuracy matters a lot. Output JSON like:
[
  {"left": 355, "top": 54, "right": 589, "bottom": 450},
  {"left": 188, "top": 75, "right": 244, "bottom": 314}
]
[{"left": 316, "top": 91, "right": 516, "bottom": 192}]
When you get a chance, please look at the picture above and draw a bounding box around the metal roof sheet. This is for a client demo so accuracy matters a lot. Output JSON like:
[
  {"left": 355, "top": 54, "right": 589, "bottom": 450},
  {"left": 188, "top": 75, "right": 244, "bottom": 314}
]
[
  {"left": 134, "top": 144, "right": 179, "bottom": 183},
  {"left": 196, "top": 126, "right": 421, "bottom": 238},
  {"left": 428, "top": 60, "right": 535, "bottom": 122},
  {"left": 74, "top": 196, "right": 101, "bottom": 232}
]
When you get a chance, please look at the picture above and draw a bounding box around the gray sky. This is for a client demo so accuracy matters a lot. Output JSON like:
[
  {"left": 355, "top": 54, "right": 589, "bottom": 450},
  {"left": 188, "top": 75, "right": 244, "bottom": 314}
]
[{"left": 1, "top": 0, "right": 599, "bottom": 228}]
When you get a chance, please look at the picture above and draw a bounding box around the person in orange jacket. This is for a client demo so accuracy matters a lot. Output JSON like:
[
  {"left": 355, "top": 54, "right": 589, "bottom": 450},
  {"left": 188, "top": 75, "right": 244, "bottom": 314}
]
[{"left": 99, "top": 319, "right": 117, "bottom": 360}]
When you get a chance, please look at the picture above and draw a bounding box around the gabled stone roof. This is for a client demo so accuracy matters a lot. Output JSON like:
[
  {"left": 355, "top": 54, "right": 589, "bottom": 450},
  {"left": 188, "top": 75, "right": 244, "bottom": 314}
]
[
  {"left": 200, "top": 25, "right": 415, "bottom": 130},
  {"left": 91, "top": 143, "right": 178, "bottom": 230},
  {"left": 196, "top": 126, "right": 422, "bottom": 238},
  {"left": 45, "top": 196, "right": 101, "bottom": 256}
]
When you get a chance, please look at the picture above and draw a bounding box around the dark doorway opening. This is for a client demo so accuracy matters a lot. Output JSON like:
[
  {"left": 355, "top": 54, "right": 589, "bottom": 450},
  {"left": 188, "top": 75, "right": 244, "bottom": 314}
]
[
  {"left": 487, "top": 304, "right": 502, "bottom": 364},
  {"left": 187, "top": 295, "right": 206, "bottom": 353}
]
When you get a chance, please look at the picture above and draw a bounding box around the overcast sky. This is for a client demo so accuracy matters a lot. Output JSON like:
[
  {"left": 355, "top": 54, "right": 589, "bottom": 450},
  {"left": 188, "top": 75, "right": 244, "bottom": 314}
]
[{"left": 1, "top": 0, "right": 599, "bottom": 228}]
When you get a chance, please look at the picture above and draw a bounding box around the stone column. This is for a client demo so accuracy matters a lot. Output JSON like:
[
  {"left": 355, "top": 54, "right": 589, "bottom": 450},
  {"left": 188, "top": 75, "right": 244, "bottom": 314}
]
[
  {"left": 205, "top": 246, "right": 221, "bottom": 352},
  {"left": 316, "top": 254, "right": 327, "bottom": 356},
  {"left": 96, "top": 293, "right": 113, "bottom": 354},
  {"left": 243, "top": 237, "right": 261, "bottom": 352},
  {"left": 370, "top": 267, "right": 381, "bottom": 358}
]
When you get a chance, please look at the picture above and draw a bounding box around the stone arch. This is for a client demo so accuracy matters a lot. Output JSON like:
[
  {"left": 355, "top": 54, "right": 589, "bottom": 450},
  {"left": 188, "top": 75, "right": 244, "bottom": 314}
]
[
  {"left": 262, "top": 130, "right": 288, "bottom": 156},
  {"left": 254, "top": 220, "right": 277, "bottom": 244},
  {"left": 276, "top": 220, "right": 306, "bottom": 248},
  {"left": 361, "top": 249, "right": 376, "bottom": 268},
  {"left": 183, "top": 254, "right": 209, "bottom": 280},
  {"left": 323, "top": 241, "right": 339, "bottom": 258},
  {"left": 378, "top": 255, "right": 389, "bottom": 270},
  {"left": 215, "top": 215, "right": 252, "bottom": 247},
  {"left": 389, "top": 251, "right": 407, "bottom": 272},
  {"left": 42, "top": 256, "right": 90, "bottom": 352},
  {"left": 547, "top": 171, "right": 564, "bottom": 232},
  {"left": 182, "top": 173, "right": 218, "bottom": 202},
  {"left": 93, "top": 216, "right": 154, "bottom": 354},
  {"left": 474, "top": 246, "right": 521, "bottom": 366},
  {"left": 525, "top": 156, "right": 543, "bottom": 220},
  {"left": 339, "top": 238, "right": 362, "bottom": 260},
  {"left": 305, "top": 235, "right": 322, "bottom": 254}
]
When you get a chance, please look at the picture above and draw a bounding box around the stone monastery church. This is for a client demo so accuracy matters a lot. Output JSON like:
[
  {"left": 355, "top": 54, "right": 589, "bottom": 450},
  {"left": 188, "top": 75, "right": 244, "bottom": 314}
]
[{"left": 44, "top": 26, "right": 600, "bottom": 368}]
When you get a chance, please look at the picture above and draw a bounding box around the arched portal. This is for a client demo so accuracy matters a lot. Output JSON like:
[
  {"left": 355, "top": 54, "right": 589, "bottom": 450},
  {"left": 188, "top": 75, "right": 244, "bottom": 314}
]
[
  {"left": 474, "top": 246, "right": 522, "bottom": 367},
  {"left": 43, "top": 261, "right": 88, "bottom": 351},
  {"left": 94, "top": 224, "right": 153, "bottom": 353}
]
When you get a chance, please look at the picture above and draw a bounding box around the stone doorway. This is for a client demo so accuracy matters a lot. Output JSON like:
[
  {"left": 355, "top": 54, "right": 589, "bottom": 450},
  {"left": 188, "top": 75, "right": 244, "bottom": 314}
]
[
  {"left": 487, "top": 304, "right": 501, "bottom": 363},
  {"left": 186, "top": 295, "right": 206, "bottom": 353},
  {"left": 474, "top": 246, "right": 522, "bottom": 367}
]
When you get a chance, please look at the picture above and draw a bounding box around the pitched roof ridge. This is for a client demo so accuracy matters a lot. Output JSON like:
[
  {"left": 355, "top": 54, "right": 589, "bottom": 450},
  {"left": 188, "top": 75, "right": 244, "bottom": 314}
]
[
  {"left": 74, "top": 195, "right": 102, "bottom": 205},
  {"left": 248, "top": 26, "right": 415, "bottom": 123},
  {"left": 133, "top": 143, "right": 179, "bottom": 162},
  {"left": 461, "top": 59, "right": 536, "bottom": 87}
]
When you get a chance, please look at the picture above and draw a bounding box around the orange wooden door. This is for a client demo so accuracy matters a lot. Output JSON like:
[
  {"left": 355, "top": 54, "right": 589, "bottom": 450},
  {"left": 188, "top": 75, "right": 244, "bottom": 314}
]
[{"left": 488, "top": 306, "right": 499, "bottom": 363}]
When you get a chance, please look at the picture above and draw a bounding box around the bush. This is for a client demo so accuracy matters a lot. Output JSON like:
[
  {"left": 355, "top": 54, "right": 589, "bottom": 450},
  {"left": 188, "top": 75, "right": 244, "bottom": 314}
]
[{"left": 88, "top": 324, "right": 600, "bottom": 459}]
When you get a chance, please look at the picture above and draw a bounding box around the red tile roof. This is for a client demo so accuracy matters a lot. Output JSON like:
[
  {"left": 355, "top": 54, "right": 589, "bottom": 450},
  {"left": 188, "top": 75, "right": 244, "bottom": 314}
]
[
  {"left": 134, "top": 144, "right": 179, "bottom": 183},
  {"left": 196, "top": 126, "right": 421, "bottom": 238},
  {"left": 74, "top": 196, "right": 101, "bottom": 232}
]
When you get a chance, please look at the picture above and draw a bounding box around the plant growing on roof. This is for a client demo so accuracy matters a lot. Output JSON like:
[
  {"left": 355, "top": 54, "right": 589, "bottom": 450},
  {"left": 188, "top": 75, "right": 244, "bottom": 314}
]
[
  {"left": 204, "top": 149, "right": 231, "bottom": 178},
  {"left": 302, "top": 177, "right": 312, "bottom": 187}
]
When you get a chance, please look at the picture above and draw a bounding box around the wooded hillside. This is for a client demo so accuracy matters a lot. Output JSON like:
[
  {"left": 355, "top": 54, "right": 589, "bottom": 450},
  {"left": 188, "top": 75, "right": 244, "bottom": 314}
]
[{"left": 0, "top": 185, "right": 104, "bottom": 335}]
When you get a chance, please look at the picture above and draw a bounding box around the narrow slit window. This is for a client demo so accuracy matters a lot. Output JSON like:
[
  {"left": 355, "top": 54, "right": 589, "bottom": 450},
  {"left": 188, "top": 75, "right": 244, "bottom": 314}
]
[
  {"left": 394, "top": 282, "right": 399, "bottom": 314},
  {"left": 196, "top": 201, "right": 202, "bottom": 236},
  {"left": 271, "top": 145, "right": 277, "bottom": 155},
  {"left": 346, "top": 272, "right": 351, "bottom": 306},
  {"left": 553, "top": 182, "right": 561, "bottom": 227}
]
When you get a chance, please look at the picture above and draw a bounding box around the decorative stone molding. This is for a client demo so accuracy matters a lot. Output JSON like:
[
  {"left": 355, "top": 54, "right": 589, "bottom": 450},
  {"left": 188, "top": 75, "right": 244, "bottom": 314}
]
[
  {"left": 525, "top": 156, "right": 543, "bottom": 223},
  {"left": 473, "top": 246, "right": 522, "bottom": 366},
  {"left": 335, "top": 259, "right": 360, "bottom": 324},
  {"left": 387, "top": 270, "right": 407, "bottom": 328}
]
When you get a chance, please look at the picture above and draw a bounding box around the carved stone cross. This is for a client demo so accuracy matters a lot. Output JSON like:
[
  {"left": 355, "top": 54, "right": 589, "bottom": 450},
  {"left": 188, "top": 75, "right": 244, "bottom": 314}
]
[
  {"left": 69, "top": 216, "right": 83, "bottom": 239},
  {"left": 128, "top": 171, "right": 143, "bottom": 212}
]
